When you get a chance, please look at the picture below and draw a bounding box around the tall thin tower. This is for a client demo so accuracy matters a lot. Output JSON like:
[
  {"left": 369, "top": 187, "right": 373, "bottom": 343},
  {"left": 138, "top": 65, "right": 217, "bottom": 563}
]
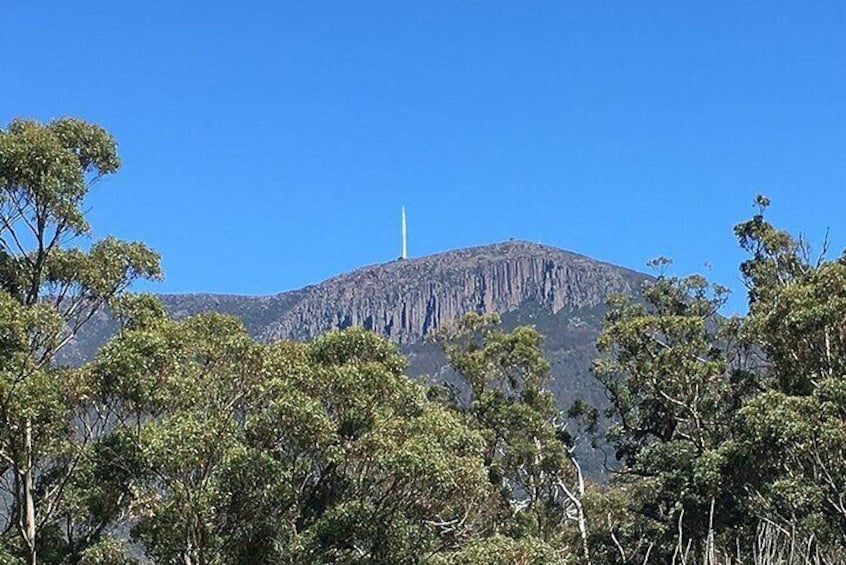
[{"left": 401, "top": 206, "right": 408, "bottom": 260}]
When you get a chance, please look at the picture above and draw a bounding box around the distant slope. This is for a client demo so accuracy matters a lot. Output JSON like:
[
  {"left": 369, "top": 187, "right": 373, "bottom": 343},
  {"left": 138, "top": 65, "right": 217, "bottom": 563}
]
[
  {"left": 62, "top": 240, "right": 649, "bottom": 474},
  {"left": 65, "top": 239, "right": 649, "bottom": 398},
  {"left": 256, "top": 240, "right": 646, "bottom": 344}
]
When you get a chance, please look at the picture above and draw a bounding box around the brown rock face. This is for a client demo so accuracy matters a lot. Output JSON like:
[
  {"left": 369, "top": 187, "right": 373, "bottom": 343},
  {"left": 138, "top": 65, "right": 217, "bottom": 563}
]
[
  {"left": 57, "top": 240, "right": 647, "bottom": 479},
  {"left": 59, "top": 240, "right": 644, "bottom": 475},
  {"left": 61, "top": 240, "right": 647, "bottom": 369},
  {"left": 258, "top": 240, "right": 644, "bottom": 344}
]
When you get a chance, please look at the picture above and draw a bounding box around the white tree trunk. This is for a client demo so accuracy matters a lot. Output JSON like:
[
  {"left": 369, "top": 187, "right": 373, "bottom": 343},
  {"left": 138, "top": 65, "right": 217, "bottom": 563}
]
[{"left": 24, "top": 417, "right": 37, "bottom": 565}]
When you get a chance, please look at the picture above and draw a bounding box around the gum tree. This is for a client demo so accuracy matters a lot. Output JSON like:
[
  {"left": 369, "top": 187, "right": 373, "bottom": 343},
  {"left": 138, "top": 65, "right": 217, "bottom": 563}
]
[
  {"left": 93, "top": 320, "right": 493, "bottom": 564},
  {"left": 735, "top": 198, "right": 846, "bottom": 547},
  {"left": 592, "top": 264, "right": 750, "bottom": 561},
  {"left": 436, "top": 313, "right": 593, "bottom": 563},
  {"left": 0, "top": 118, "right": 161, "bottom": 564}
]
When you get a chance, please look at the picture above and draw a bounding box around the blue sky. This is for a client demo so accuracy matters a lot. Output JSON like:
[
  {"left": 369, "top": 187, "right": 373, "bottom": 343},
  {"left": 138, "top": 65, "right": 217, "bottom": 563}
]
[{"left": 3, "top": 2, "right": 845, "bottom": 312}]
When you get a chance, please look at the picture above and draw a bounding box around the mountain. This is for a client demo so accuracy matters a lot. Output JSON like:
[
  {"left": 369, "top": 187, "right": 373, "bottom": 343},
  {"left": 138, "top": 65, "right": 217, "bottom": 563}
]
[
  {"left": 64, "top": 239, "right": 647, "bottom": 356},
  {"left": 61, "top": 240, "right": 649, "bottom": 473}
]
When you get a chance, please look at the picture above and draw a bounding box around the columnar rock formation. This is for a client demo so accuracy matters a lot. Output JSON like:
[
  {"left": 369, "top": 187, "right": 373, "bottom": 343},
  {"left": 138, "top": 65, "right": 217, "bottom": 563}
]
[
  {"left": 61, "top": 240, "right": 648, "bottom": 367},
  {"left": 58, "top": 240, "right": 648, "bottom": 478},
  {"left": 258, "top": 240, "right": 645, "bottom": 343}
]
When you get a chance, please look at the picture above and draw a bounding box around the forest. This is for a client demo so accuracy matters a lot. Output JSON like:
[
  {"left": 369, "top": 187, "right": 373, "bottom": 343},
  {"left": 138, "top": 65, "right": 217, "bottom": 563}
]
[{"left": 2, "top": 118, "right": 846, "bottom": 565}]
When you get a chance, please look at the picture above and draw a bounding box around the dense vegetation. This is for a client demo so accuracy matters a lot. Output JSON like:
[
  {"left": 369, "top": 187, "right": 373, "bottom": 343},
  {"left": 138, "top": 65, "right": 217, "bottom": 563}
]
[{"left": 2, "top": 119, "right": 846, "bottom": 564}]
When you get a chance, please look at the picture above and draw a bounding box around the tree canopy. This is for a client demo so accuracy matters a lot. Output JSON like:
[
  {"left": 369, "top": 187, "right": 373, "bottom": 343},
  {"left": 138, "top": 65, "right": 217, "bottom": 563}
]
[
  {"left": 0, "top": 118, "right": 160, "bottom": 565},
  {"left": 3, "top": 117, "right": 846, "bottom": 564}
]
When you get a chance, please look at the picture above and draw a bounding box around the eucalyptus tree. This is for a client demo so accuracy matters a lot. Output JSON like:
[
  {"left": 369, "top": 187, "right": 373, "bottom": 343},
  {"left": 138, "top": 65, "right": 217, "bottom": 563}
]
[
  {"left": 268, "top": 328, "right": 492, "bottom": 563},
  {"left": 0, "top": 118, "right": 161, "bottom": 564},
  {"left": 734, "top": 198, "right": 846, "bottom": 548},
  {"left": 592, "top": 263, "right": 751, "bottom": 561},
  {"left": 436, "top": 313, "right": 592, "bottom": 563},
  {"left": 93, "top": 319, "right": 493, "bottom": 564},
  {"left": 591, "top": 197, "right": 846, "bottom": 560},
  {"left": 90, "top": 312, "right": 265, "bottom": 565}
]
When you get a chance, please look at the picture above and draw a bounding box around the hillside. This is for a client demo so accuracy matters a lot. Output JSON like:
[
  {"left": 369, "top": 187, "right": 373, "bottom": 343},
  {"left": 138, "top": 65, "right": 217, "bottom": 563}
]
[
  {"left": 64, "top": 239, "right": 649, "bottom": 397},
  {"left": 62, "top": 240, "right": 649, "bottom": 472}
]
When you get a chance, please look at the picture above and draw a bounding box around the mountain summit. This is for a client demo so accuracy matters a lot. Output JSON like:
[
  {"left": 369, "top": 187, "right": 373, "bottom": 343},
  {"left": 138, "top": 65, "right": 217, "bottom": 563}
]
[
  {"left": 160, "top": 239, "right": 648, "bottom": 345},
  {"left": 62, "top": 240, "right": 649, "bottom": 475}
]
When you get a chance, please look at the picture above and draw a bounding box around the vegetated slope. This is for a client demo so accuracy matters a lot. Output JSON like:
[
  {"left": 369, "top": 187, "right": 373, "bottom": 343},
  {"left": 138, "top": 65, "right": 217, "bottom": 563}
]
[
  {"left": 63, "top": 240, "right": 649, "bottom": 473},
  {"left": 66, "top": 239, "right": 648, "bottom": 401}
]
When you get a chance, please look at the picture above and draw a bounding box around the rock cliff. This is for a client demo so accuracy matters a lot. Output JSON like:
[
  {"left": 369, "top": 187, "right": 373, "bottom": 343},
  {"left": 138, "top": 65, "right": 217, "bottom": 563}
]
[
  {"left": 256, "top": 240, "right": 645, "bottom": 344},
  {"left": 60, "top": 240, "right": 649, "bottom": 477},
  {"left": 62, "top": 240, "right": 648, "bottom": 365}
]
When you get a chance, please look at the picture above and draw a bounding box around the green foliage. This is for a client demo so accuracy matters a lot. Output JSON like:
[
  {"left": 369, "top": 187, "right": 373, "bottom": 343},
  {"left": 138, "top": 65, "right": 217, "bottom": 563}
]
[
  {"left": 589, "top": 196, "right": 846, "bottom": 560},
  {"left": 0, "top": 117, "right": 160, "bottom": 565},
  {"left": 592, "top": 270, "right": 748, "bottom": 559},
  {"left": 731, "top": 199, "right": 846, "bottom": 543},
  {"left": 0, "top": 118, "right": 119, "bottom": 240},
  {"left": 75, "top": 539, "right": 136, "bottom": 565},
  {"left": 431, "top": 534, "right": 568, "bottom": 564},
  {"left": 88, "top": 323, "right": 494, "bottom": 564},
  {"left": 0, "top": 540, "right": 24, "bottom": 565},
  {"left": 436, "top": 313, "right": 588, "bottom": 561}
]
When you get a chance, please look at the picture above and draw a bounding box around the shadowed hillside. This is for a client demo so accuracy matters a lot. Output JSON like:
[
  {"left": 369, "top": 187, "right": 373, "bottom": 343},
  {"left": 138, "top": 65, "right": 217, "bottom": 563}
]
[{"left": 62, "top": 240, "right": 649, "bottom": 475}]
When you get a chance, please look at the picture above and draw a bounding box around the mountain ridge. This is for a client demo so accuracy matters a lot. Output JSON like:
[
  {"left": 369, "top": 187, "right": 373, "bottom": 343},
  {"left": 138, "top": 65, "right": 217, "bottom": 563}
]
[
  {"left": 257, "top": 240, "right": 646, "bottom": 344},
  {"left": 158, "top": 239, "right": 642, "bottom": 298},
  {"left": 64, "top": 239, "right": 650, "bottom": 360},
  {"left": 60, "top": 239, "right": 649, "bottom": 476}
]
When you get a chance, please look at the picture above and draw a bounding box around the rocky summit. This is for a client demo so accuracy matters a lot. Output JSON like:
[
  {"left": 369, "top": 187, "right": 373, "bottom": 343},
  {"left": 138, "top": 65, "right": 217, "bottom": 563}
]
[
  {"left": 261, "top": 239, "right": 645, "bottom": 343},
  {"left": 66, "top": 240, "right": 647, "bottom": 358},
  {"left": 62, "top": 240, "right": 650, "bottom": 476}
]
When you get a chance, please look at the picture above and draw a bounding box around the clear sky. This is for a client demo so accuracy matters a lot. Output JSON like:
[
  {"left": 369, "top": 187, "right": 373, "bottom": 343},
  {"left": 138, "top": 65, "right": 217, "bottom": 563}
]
[{"left": 3, "top": 2, "right": 845, "bottom": 311}]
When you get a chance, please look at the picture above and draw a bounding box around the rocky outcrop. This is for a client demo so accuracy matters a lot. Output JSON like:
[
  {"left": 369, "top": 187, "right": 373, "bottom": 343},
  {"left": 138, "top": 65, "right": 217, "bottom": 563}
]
[
  {"left": 59, "top": 240, "right": 648, "bottom": 478},
  {"left": 258, "top": 240, "right": 646, "bottom": 344},
  {"left": 64, "top": 240, "right": 647, "bottom": 362}
]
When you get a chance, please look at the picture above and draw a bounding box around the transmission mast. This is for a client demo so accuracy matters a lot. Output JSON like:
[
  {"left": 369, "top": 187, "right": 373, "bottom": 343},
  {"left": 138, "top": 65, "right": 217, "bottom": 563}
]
[{"left": 401, "top": 206, "right": 408, "bottom": 260}]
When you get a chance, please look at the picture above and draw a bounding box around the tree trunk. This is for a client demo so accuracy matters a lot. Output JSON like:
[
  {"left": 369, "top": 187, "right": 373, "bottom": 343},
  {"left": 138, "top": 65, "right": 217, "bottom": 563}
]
[
  {"left": 558, "top": 457, "right": 591, "bottom": 565},
  {"left": 574, "top": 497, "right": 591, "bottom": 565},
  {"left": 24, "top": 417, "right": 37, "bottom": 565}
]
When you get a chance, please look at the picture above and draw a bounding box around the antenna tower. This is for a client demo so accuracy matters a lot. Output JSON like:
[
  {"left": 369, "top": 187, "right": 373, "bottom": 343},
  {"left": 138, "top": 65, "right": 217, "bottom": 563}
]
[{"left": 401, "top": 207, "right": 408, "bottom": 259}]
